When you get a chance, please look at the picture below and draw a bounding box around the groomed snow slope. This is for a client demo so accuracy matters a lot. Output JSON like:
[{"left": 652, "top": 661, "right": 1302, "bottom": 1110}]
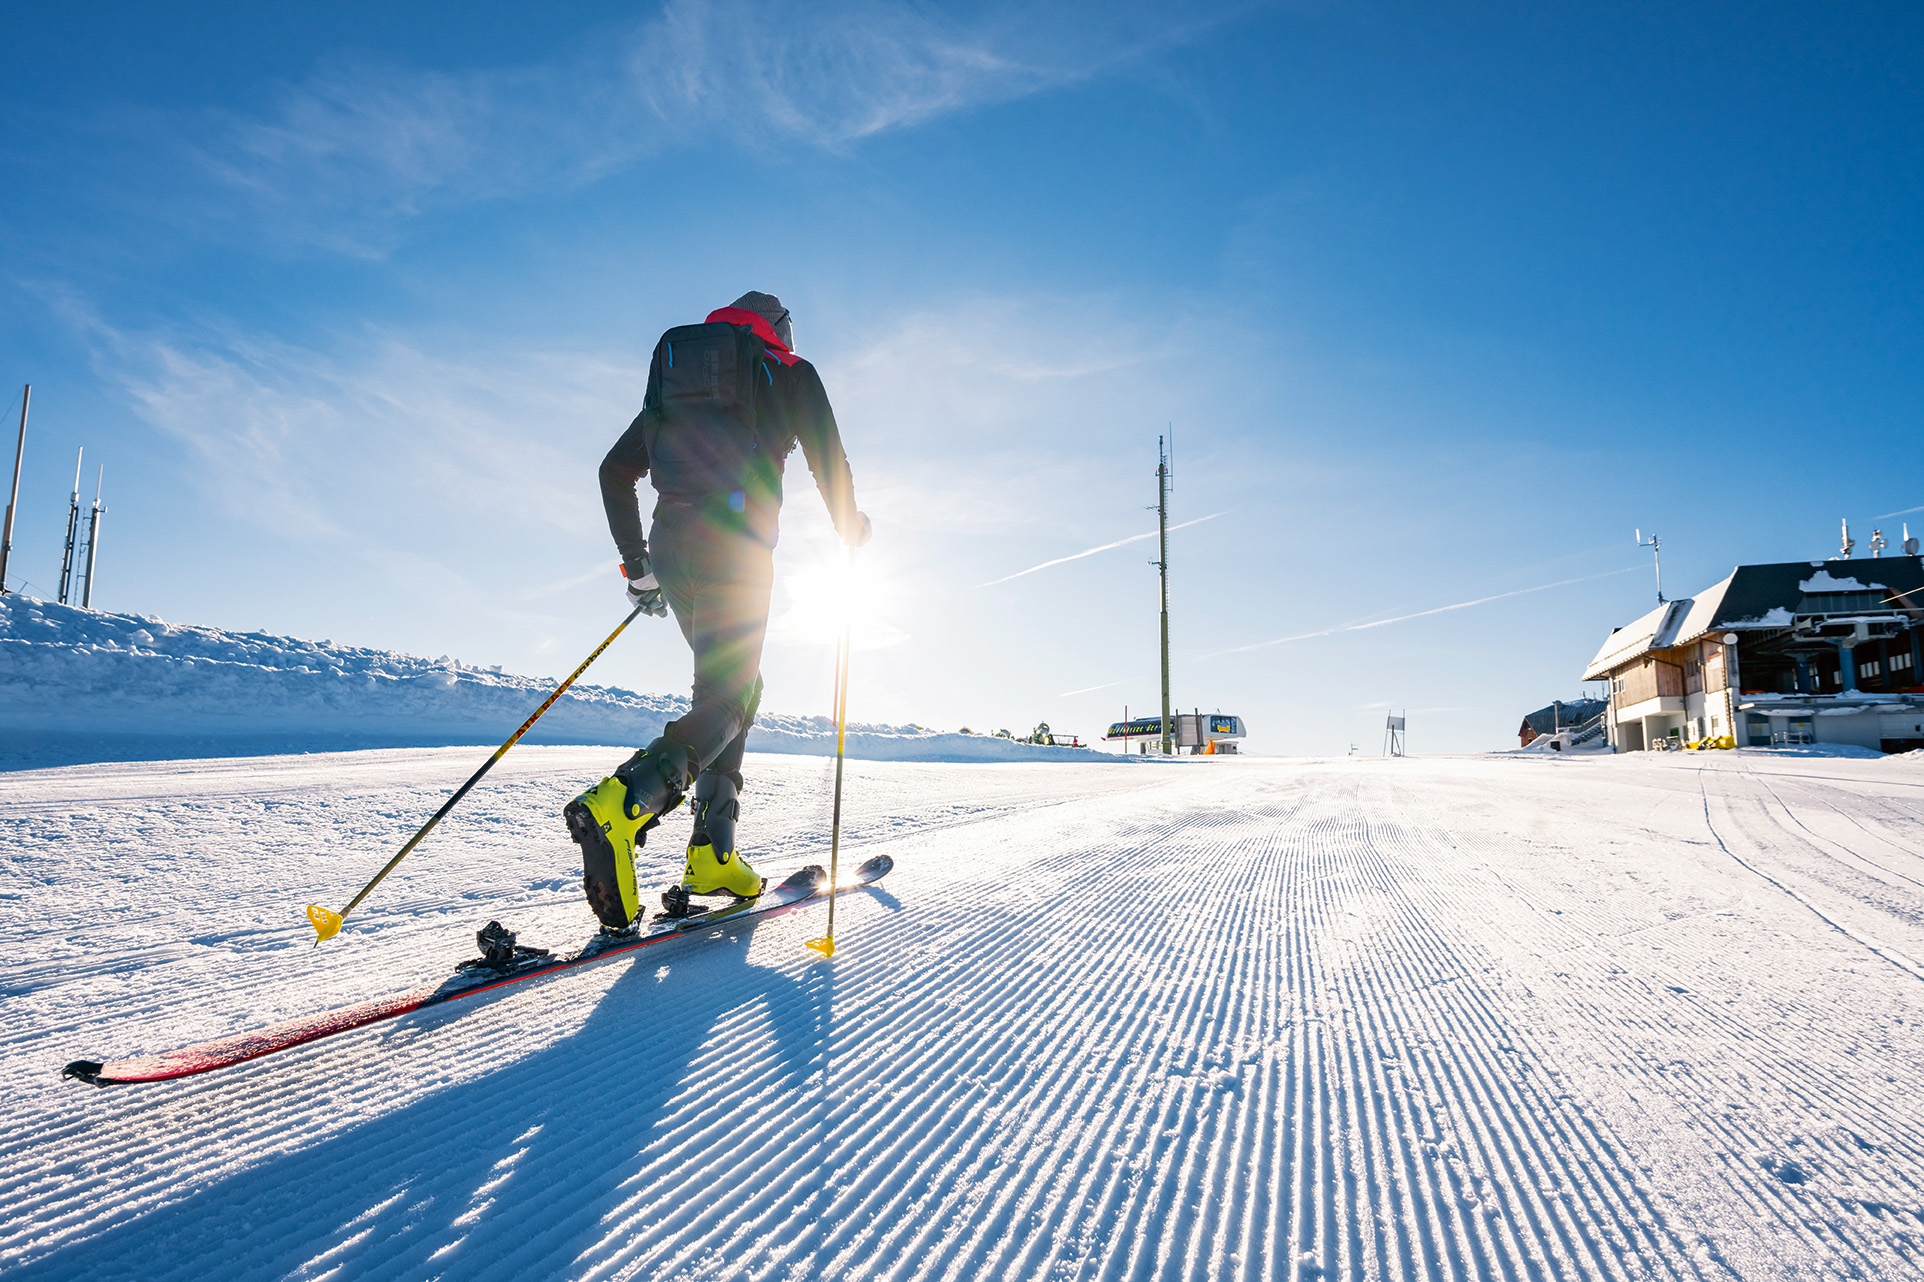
[
  {"left": 4, "top": 749, "right": 1923, "bottom": 1280},
  {"left": 0, "top": 595, "right": 1103, "bottom": 768}
]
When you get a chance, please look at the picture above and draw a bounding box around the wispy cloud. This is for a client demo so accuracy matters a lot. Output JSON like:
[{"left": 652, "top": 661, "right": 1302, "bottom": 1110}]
[
  {"left": 51, "top": 291, "right": 634, "bottom": 604},
  {"left": 185, "top": 1, "right": 1220, "bottom": 253},
  {"left": 1205, "top": 566, "right": 1643, "bottom": 657},
  {"left": 979, "top": 512, "right": 1228, "bottom": 587}
]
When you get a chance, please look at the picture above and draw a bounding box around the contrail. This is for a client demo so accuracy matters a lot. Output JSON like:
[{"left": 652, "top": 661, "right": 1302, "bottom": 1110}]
[
  {"left": 528, "top": 560, "right": 619, "bottom": 599},
  {"left": 1878, "top": 504, "right": 1924, "bottom": 520},
  {"left": 1205, "top": 565, "right": 1644, "bottom": 657},
  {"left": 978, "top": 512, "right": 1229, "bottom": 587},
  {"left": 1058, "top": 678, "right": 1132, "bottom": 697}
]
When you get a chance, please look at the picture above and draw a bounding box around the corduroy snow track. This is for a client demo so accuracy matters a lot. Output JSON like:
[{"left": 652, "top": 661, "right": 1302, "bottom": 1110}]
[{"left": 3, "top": 746, "right": 1922, "bottom": 1280}]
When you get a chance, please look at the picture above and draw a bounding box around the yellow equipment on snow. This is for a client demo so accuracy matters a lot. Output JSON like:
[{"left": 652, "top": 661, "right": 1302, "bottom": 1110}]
[
  {"left": 682, "top": 837, "right": 764, "bottom": 899},
  {"left": 566, "top": 774, "right": 672, "bottom": 929}
]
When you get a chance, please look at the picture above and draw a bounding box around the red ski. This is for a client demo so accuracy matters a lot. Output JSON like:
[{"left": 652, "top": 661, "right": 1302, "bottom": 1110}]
[{"left": 62, "top": 855, "right": 892, "bottom": 1087}]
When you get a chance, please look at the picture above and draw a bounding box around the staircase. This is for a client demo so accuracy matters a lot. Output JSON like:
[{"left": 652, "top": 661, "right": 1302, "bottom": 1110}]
[{"left": 1566, "top": 712, "right": 1608, "bottom": 747}]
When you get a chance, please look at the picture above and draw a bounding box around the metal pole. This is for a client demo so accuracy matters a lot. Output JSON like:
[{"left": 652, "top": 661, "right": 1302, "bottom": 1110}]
[
  {"left": 1158, "top": 437, "right": 1172, "bottom": 756},
  {"left": 807, "top": 546, "right": 856, "bottom": 959},
  {"left": 0, "top": 384, "right": 28, "bottom": 594},
  {"left": 58, "top": 448, "right": 81, "bottom": 604},
  {"left": 80, "top": 466, "right": 103, "bottom": 608},
  {"left": 307, "top": 601, "right": 649, "bottom": 942}
]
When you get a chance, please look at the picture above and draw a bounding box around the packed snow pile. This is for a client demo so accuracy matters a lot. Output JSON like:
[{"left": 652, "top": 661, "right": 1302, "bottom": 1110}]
[{"left": 0, "top": 596, "right": 1108, "bottom": 767}]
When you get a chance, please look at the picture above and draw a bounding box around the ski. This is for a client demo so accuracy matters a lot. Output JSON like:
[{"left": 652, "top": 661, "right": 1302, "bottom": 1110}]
[{"left": 62, "top": 854, "right": 893, "bottom": 1088}]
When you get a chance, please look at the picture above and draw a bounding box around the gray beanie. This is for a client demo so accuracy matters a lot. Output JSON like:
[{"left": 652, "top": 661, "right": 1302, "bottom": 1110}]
[{"left": 730, "top": 291, "right": 793, "bottom": 349}]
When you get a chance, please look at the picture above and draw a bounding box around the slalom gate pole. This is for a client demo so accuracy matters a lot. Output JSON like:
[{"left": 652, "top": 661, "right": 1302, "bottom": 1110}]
[
  {"left": 306, "top": 601, "right": 648, "bottom": 944},
  {"left": 806, "top": 549, "right": 856, "bottom": 958}
]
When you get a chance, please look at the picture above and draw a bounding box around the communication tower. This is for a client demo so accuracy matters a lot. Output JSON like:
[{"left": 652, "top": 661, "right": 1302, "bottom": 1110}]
[
  {"left": 0, "top": 384, "right": 27, "bottom": 594},
  {"left": 1151, "top": 433, "right": 1173, "bottom": 755},
  {"left": 78, "top": 465, "right": 104, "bottom": 608},
  {"left": 58, "top": 448, "right": 82, "bottom": 603},
  {"left": 1635, "top": 529, "right": 1663, "bottom": 604}
]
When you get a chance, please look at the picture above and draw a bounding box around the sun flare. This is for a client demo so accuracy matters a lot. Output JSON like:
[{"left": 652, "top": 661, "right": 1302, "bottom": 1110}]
[{"left": 769, "top": 548, "right": 907, "bottom": 651}]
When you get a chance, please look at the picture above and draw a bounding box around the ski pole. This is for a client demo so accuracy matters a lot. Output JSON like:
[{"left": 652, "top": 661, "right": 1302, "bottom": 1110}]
[
  {"left": 306, "top": 601, "right": 648, "bottom": 944},
  {"left": 806, "top": 549, "right": 855, "bottom": 958}
]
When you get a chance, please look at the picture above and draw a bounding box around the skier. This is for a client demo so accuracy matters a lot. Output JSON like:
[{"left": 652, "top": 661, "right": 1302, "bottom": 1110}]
[{"left": 565, "top": 292, "right": 870, "bottom": 930}]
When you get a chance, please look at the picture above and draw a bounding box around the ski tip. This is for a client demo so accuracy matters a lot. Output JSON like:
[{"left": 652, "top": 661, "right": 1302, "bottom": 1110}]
[
  {"left": 804, "top": 936, "right": 836, "bottom": 959},
  {"left": 61, "top": 1060, "right": 108, "bottom": 1087},
  {"left": 855, "top": 854, "right": 894, "bottom": 879},
  {"left": 780, "top": 865, "right": 828, "bottom": 892},
  {"left": 306, "top": 903, "right": 344, "bottom": 943}
]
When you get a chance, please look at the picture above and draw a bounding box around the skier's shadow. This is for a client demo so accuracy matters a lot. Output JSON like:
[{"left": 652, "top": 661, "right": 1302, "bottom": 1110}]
[
  {"left": 774, "top": 955, "right": 845, "bottom": 1278},
  {"left": 18, "top": 914, "right": 841, "bottom": 1281}
]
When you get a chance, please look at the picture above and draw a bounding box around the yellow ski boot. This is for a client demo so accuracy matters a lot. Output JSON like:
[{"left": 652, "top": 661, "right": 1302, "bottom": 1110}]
[
  {"left": 665, "top": 773, "right": 763, "bottom": 915},
  {"left": 565, "top": 738, "right": 691, "bottom": 929}
]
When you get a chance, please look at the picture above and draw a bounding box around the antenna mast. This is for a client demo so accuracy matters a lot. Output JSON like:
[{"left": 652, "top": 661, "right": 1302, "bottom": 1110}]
[
  {"left": 1155, "top": 435, "right": 1172, "bottom": 755},
  {"left": 0, "top": 384, "right": 27, "bottom": 594},
  {"left": 79, "top": 465, "right": 103, "bottom": 608},
  {"left": 58, "top": 447, "right": 82, "bottom": 603},
  {"left": 1636, "top": 529, "right": 1664, "bottom": 605}
]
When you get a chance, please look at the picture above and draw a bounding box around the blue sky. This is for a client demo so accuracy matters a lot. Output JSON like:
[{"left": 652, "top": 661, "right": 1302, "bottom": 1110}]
[{"left": 2, "top": 1, "right": 1920, "bottom": 753}]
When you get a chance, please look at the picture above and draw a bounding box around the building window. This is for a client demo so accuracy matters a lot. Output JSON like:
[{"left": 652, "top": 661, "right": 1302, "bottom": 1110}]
[
  {"left": 1894, "top": 651, "right": 1914, "bottom": 673},
  {"left": 1801, "top": 591, "right": 1883, "bottom": 613},
  {"left": 1861, "top": 659, "right": 1882, "bottom": 679}
]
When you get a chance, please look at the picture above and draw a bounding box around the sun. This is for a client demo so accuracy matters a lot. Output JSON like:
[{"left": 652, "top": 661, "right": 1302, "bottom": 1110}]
[{"left": 770, "top": 544, "right": 907, "bottom": 652}]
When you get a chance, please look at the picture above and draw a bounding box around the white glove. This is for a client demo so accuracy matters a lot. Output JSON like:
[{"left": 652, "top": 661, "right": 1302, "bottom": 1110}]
[
  {"left": 846, "top": 511, "right": 873, "bottom": 549},
  {"left": 624, "top": 559, "right": 667, "bottom": 617}
]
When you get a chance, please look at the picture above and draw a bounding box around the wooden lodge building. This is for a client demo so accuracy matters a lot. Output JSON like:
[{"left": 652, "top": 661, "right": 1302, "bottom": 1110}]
[{"left": 1581, "top": 556, "right": 1924, "bottom": 752}]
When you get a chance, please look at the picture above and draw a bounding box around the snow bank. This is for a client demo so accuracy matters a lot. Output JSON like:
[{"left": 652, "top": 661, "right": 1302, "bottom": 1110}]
[
  {"left": 1745, "top": 742, "right": 1888, "bottom": 759},
  {"left": 0, "top": 596, "right": 1110, "bottom": 768}
]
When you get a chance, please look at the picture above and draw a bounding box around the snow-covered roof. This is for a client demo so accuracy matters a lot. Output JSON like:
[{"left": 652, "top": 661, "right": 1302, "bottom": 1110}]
[
  {"left": 1582, "top": 555, "right": 1924, "bottom": 679},
  {"left": 1670, "top": 573, "right": 1734, "bottom": 646},
  {"left": 1581, "top": 599, "right": 1690, "bottom": 680},
  {"left": 1799, "top": 568, "right": 1886, "bottom": 592}
]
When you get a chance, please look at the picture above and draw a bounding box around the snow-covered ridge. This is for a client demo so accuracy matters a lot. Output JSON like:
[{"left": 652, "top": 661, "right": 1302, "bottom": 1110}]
[{"left": 0, "top": 596, "right": 1109, "bottom": 767}]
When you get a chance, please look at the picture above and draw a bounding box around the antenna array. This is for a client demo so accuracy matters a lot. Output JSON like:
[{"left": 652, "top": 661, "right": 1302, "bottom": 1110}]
[{"left": 1635, "top": 529, "right": 1664, "bottom": 605}]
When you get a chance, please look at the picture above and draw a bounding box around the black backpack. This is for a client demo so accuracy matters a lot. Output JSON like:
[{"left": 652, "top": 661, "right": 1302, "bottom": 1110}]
[{"left": 642, "top": 321, "right": 775, "bottom": 498}]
